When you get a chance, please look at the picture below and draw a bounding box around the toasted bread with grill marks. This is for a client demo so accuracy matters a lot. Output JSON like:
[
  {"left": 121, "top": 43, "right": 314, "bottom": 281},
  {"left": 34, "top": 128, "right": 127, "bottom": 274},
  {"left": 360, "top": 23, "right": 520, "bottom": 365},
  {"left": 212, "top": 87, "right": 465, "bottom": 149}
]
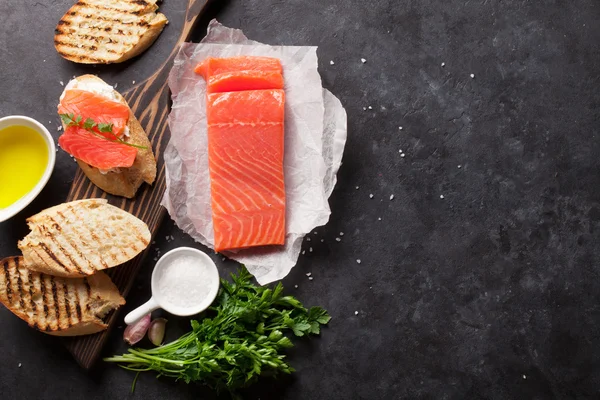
[
  {"left": 62, "top": 75, "right": 156, "bottom": 198},
  {"left": 54, "top": 0, "right": 168, "bottom": 64},
  {"left": 18, "top": 199, "right": 151, "bottom": 278},
  {"left": 0, "top": 256, "right": 125, "bottom": 336}
]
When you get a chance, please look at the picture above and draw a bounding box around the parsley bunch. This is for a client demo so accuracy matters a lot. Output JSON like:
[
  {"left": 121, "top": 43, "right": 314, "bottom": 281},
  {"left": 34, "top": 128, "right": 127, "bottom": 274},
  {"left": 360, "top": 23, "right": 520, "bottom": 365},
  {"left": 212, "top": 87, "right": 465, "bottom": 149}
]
[{"left": 104, "top": 268, "right": 330, "bottom": 395}]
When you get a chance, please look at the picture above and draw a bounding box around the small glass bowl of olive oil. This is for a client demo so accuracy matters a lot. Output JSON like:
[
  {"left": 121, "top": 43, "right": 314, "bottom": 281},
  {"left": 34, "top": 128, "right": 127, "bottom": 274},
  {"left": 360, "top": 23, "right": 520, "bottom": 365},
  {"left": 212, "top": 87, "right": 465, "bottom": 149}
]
[{"left": 0, "top": 116, "right": 56, "bottom": 222}]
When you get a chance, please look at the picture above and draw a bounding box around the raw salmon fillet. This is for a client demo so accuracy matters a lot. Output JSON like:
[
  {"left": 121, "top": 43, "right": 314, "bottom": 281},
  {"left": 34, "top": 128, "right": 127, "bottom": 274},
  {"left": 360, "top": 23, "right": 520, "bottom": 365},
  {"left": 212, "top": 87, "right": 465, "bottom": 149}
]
[
  {"left": 58, "top": 89, "right": 130, "bottom": 137},
  {"left": 207, "top": 70, "right": 284, "bottom": 93},
  {"left": 194, "top": 56, "right": 283, "bottom": 80},
  {"left": 59, "top": 126, "right": 137, "bottom": 170},
  {"left": 206, "top": 89, "right": 286, "bottom": 251}
]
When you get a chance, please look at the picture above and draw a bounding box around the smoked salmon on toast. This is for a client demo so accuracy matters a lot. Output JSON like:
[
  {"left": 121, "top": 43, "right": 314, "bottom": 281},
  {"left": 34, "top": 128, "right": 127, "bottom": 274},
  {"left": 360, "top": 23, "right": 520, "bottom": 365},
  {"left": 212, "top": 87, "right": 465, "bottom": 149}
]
[{"left": 57, "top": 75, "right": 156, "bottom": 198}]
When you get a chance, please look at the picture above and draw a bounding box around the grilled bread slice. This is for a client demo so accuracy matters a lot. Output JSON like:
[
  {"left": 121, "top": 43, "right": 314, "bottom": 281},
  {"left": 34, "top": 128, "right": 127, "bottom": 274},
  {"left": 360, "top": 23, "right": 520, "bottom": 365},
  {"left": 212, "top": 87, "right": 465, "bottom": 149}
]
[
  {"left": 0, "top": 256, "right": 125, "bottom": 336},
  {"left": 18, "top": 199, "right": 151, "bottom": 278},
  {"left": 54, "top": 0, "right": 168, "bottom": 64},
  {"left": 61, "top": 74, "right": 156, "bottom": 198}
]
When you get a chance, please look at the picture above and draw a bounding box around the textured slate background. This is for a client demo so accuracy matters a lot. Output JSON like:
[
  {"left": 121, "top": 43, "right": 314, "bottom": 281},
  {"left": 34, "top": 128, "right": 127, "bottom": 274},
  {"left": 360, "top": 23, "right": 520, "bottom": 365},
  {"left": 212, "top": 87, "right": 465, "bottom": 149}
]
[{"left": 1, "top": 0, "right": 600, "bottom": 399}]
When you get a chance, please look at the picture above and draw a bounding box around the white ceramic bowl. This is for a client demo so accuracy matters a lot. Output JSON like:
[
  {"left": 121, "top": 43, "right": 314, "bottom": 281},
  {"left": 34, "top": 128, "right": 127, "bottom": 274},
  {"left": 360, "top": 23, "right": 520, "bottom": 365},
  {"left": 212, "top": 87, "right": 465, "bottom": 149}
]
[
  {"left": 124, "top": 247, "right": 221, "bottom": 325},
  {"left": 0, "top": 116, "right": 56, "bottom": 223}
]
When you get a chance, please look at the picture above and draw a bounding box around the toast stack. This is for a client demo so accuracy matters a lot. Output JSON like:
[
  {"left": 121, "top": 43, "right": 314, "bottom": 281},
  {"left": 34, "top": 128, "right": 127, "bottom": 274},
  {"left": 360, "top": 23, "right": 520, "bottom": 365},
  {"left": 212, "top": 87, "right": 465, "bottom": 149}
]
[{"left": 0, "top": 199, "right": 151, "bottom": 336}]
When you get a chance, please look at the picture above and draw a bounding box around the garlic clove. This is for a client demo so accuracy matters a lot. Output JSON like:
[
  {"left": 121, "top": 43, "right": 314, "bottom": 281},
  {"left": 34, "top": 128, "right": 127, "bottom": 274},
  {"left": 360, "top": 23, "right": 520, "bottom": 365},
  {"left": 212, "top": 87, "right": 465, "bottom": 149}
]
[
  {"left": 148, "top": 318, "right": 168, "bottom": 346},
  {"left": 123, "top": 314, "right": 151, "bottom": 345}
]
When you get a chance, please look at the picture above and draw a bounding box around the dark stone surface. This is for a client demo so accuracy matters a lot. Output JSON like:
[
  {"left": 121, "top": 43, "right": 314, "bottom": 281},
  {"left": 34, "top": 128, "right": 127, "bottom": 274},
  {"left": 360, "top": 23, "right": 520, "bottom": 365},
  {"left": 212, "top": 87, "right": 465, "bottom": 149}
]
[{"left": 1, "top": 0, "right": 600, "bottom": 398}]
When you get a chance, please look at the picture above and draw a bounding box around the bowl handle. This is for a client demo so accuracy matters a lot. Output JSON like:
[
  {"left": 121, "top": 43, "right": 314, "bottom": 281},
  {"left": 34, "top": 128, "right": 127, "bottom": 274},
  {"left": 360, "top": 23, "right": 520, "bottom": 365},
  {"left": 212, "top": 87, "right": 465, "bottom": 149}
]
[{"left": 124, "top": 297, "right": 160, "bottom": 325}]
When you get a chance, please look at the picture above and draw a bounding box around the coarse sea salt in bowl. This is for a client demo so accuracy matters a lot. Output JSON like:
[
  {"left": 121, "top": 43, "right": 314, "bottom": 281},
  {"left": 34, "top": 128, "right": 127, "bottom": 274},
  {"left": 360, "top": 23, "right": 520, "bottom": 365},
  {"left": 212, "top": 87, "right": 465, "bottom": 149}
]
[{"left": 124, "top": 247, "right": 220, "bottom": 325}]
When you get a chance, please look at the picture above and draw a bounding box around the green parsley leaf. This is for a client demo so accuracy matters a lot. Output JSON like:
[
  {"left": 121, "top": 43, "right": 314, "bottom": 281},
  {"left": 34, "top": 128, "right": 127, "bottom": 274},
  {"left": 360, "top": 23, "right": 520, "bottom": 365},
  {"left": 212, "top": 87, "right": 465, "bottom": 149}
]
[
  {"left": 97, "top": 122, "right": 114, "bottom": 133},
  {"left": 83, "top": 118, "right": 95, "bottom": 130}
]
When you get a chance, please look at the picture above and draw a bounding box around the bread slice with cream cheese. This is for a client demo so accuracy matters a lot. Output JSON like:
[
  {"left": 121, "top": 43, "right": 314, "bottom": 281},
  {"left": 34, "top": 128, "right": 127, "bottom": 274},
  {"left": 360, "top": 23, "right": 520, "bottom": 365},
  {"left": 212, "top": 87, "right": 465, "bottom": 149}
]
[{"left": 60, "top": 74, "right": 156, "bottom": 198}]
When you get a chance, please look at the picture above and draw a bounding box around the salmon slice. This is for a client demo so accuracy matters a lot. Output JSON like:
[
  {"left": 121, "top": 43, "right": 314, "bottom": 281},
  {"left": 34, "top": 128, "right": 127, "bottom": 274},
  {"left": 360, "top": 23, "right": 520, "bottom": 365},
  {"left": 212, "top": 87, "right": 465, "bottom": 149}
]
[
  {"left": 58, "top": 126, "right": 137, "bottom": 170},
  {"left": 58, "top": 89, "right": 130, "bottom": 137},
  {"left": 195, "top": 56, "right": 283, "bottom": 80},
  {"left": 207, "top": 89, "right": 286, "bottom": 251},
  {"left": 207, "top": 70, "right": 284, "bottom": 93}
]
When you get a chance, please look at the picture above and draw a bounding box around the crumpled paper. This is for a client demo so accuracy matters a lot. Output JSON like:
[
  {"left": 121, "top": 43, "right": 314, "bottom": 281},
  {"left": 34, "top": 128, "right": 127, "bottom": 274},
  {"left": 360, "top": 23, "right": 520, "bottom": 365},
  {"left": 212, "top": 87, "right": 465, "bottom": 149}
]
[{"left": 162, "top": 21, "right": 347, "bottom": 284}]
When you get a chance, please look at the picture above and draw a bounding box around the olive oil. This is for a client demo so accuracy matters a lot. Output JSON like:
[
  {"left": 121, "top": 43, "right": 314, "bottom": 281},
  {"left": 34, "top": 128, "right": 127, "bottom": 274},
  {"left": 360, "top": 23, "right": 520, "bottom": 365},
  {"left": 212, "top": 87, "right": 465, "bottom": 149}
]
[{"left": 0, "top": 125, "right": 49, "bottom": 208}]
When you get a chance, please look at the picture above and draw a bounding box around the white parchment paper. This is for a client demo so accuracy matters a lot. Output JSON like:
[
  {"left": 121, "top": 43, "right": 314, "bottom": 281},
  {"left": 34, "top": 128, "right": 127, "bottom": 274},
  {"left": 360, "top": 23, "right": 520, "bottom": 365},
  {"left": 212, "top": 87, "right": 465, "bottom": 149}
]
[{"left": 162, "top": 21, "right": 347, "bottom": 284}]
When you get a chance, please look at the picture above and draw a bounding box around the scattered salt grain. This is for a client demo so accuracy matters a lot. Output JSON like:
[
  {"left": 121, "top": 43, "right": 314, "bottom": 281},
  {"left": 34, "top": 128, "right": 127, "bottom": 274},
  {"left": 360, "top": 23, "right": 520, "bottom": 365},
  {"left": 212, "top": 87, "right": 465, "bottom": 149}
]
[
  {"left": 389, "top": 194, "right": 394, "bottom": 200},
  {"left": 440, "top": 194, "right": 445, "bottom": 199},
  {"left": 339, "top": 232, "right": 344, "bottom": 236},
  {"left": 222, "top": 257, "right": 226, "bottom": 261},
  {"left": 330, "top": 60, "right": 335, "bottom": 65},
  {"left": 400, "top": 153, "right": 406, "bottom": 158},
  {"left": 368, "top": 106, "right": 372, "bottom": 110},
  {"left": 361, "top": 58, "right": 367, "bottom": 63},
  {"left": 308, "top": 276, "right": 313, "bottom": 280},
  {"left": 306, "top": 273, "right": 312, "bottom": 277},
  {"left": 335, "top": 237, "right": 342, "bottom": 242},
  {"left": 399, "top": 126, "right": 403, "bottom": 130},
  {"left": 165, "top": 236, "right": 169, "bottom": 240},
  {"left": 307, "top": 237, "right": 311, "bottom": 242},
  {"left": 354, "top": 311, "right": 359, "bottom": 315},
  {"left": 18, "top": 363, "right": 22, "bottom": 368},
  {"left": 309, "top": 247, "right": 313, "bottom": 252},
  {"left": 363, "top": 107, "right": 367, "bottom": 111},
  {"left": 457, "top": 165, "right": 462, "bottom": 169},
  {"left": 132, "top": 80, "right": 136, "bottom": 84},
  {"left": 294, "top": 285, "right": 298, "bottom": 288},
  {"left": 399, "top": 149, "right": 403, "bottom": 153},
  {"left": 355, "top": 186, "right": 359, "bottom": 190},
  {"left": 302, "top": 250, "right": 305, "bottom": 255},
  {"left": 369, "top": 194, "right": 374, "bottom": 199},
  {"left": 378, "top": 217, "right": 382, "bottom": 221},
  {"left": 441, "top": 62, "right": 445, "bottom": 67},
  {"left": 59, "top": 81, "right": 64, "bottom": 86},
  {"left": 114, "top": 83, "right": 119, "bottom": 88},
  {"left": 470, "top": 73, "right": 475, "bottom": 79},
  {"left": 321, "top": 239, "right": 324, "bottom": 242},
  {"left": 57, "top": 126, "right": 62, "bottom": 131},
  {"left": 170, "top": 235, "right": 174, "bottom": 241},
  {"left": 522, "top": 375, "right": 527, "bottom": 380},
  {"left": 356, "top": 259, "right": 361, "bottom": 264}
]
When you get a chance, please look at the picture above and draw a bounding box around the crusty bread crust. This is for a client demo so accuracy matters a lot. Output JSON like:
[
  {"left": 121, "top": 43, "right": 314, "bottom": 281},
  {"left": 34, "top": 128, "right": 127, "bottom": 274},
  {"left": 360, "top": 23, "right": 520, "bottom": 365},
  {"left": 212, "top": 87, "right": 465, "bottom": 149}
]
[
  {"left": 62, "top": 74, "right": 156, "bottom": 198},
  {"left": 54, "top": 0, "right": 168, "bottom": 64},
  {"left": 18, "top": 199, "right": 151, "bottom": 277},
  {"left": 0, "top": 256, "right": 125, "bottom": 337}
]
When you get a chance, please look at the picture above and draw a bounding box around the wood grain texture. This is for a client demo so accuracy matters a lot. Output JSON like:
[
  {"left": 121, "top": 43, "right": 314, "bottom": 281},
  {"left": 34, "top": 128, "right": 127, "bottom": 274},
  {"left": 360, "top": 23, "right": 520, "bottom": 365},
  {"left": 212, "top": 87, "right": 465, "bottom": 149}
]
[{"left": 62, "top": 0, "right": 211, "bottom": 369}]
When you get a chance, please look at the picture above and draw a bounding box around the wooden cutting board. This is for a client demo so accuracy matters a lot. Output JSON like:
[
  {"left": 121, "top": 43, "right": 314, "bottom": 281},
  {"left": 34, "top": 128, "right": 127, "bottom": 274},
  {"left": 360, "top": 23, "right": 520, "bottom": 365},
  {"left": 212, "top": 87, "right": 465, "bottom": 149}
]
[{"left": 63, "top": 0, "right": 211, "bottom": 369}]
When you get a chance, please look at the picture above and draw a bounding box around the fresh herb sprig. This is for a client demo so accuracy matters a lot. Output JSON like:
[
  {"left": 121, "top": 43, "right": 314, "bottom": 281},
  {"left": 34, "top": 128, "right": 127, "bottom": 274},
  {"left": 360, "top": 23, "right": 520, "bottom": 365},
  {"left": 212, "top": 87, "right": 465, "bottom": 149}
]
[
  {"left": 104, "top": 267, "right": 330, "bottom": 395},
  {"left": 59, "top": 113, "right": 147, "bottom": 150}
]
